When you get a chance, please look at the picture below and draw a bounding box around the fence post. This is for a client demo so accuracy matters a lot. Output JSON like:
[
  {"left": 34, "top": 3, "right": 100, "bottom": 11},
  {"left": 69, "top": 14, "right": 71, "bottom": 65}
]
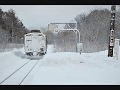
[
  {"left": 77, "top": 43, "right": 83, "bottom": 54},
  {"left": 113, "top": 39, "right": 119, "bottom": 60}
]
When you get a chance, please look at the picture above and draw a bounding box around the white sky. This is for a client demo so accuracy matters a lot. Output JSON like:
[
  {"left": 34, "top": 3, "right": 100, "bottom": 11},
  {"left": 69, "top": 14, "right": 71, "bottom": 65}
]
[{"left": 0, "top": 5, "right": 111, "bottom": 29}]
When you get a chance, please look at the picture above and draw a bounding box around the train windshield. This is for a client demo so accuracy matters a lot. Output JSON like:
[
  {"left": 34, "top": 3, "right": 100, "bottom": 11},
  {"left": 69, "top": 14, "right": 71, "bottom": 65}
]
[{"left": 30, "top": 30, "right": 41, "bottom": 33}]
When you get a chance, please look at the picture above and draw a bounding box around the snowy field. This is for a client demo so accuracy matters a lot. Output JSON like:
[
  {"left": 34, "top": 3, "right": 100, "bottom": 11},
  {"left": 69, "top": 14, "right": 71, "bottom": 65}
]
[{"left": 0, "top": 45, "right": 120, "bottom": 85}]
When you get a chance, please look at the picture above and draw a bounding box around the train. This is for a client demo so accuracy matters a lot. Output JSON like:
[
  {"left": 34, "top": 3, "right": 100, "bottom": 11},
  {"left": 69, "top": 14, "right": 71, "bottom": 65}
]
[{"left": 24, "top": 30, "right": 47, "bottom": 58}]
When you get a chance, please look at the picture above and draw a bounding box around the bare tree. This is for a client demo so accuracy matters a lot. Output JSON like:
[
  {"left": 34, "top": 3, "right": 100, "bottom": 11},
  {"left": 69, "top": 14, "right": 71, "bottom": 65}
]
[{"left": 75, "top": 9, "right": 111, "bottom": 53}]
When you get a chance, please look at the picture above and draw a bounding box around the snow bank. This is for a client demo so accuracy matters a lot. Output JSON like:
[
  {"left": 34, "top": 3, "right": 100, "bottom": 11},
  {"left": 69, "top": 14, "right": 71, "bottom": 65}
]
[
  {"left": 39, "top": 52, "right": 84, "bottom": 66},
  {"left": 28, "top": 46, "right": 120, "bottom": 85},
  {"left": 0, "top": 45, "right": 120, "bottom": 85}
]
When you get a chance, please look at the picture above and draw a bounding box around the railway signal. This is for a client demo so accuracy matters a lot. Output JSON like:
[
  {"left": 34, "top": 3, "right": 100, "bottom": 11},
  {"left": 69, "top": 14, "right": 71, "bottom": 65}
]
[{"left": 48, "top": 23, "right": 82, "bottom": 54}]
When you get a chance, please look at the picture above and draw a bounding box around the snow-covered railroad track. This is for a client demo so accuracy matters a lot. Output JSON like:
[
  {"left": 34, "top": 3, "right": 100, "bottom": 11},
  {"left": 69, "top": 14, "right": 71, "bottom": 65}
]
[{"left": 0, "top": 60, "right": 39, "bottom": 85}]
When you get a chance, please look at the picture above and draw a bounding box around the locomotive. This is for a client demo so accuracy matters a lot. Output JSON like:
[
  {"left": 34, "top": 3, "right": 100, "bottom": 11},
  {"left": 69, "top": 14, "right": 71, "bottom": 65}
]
[{"left": 24, "top": 30, "right": 47, "bottom": 58}]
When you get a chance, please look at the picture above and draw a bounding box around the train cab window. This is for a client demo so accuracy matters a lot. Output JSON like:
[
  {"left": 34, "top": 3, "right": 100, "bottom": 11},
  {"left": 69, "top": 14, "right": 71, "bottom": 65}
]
[
  {"left": 26, "top": 40, "right": 32, "bottom": 41},
  {"left": 30, "top": 30, "right": 41, "bottom": 33}
]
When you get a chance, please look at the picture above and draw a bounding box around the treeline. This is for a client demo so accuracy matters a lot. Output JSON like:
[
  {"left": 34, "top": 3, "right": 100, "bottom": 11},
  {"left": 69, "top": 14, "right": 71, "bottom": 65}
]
[
  {"left": 75, "top": 9, "right": 120, "bottom": 53},
  {"left": 46, "top": 9, "right": 120, "bottom": 53},
  {"left": 0, "top": 8, "right": 29, "bottom": 44},
  {"left": 75, "top": 9, "right": 110, "bottom": 53},
  {"left": 0, "top": 8, "right": 29, "bottom": 52}
]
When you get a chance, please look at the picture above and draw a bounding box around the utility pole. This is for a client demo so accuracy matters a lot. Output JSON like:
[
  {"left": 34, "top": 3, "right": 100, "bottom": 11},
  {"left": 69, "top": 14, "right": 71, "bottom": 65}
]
[
  {"left": 108, "top": 5, "right": 116, "bottom": 57},
  {"left": 11, "top": 21, "right": 13, "bottom": 43}
]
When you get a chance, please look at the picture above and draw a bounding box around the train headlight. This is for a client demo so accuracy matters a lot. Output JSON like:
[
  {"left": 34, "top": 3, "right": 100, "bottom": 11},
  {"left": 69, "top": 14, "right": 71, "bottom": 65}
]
[{"left": 40, "top": 48, "right": 44, "bottom": 51}]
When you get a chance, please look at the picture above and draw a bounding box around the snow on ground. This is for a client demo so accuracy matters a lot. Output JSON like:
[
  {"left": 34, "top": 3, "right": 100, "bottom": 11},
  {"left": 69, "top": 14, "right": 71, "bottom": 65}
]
[
  {"left": 0, "top": 45, "right": 120, "bottom": 85},
  {"left": 0, "top": 48, "right": 29, "bottom": 83}
]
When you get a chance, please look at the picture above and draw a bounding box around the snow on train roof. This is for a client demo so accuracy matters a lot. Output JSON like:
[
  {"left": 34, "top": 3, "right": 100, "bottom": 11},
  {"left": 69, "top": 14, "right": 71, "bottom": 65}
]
[{"left": 25, "top": 30, "right": 45, "bottom": 37}]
